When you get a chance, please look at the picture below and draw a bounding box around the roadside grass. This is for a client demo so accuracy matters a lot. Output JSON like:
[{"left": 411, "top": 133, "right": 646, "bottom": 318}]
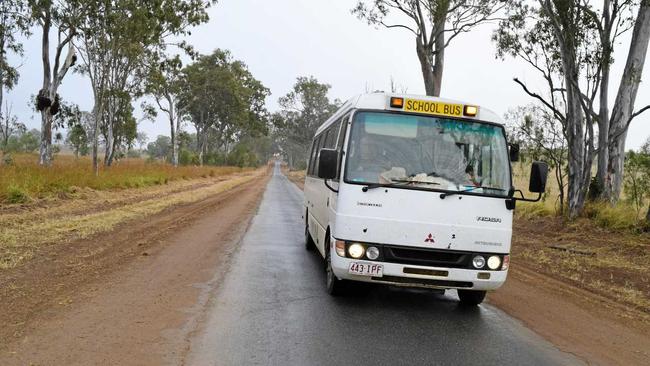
[
  {"left": 0, "top": 153, "right": 245, "bottom": 205},
  {"left": 0, "top": 168, "right": 264, "bottom": 270},
  {"left": 514, "top": 218, "right": 650, "bottom": 313}
]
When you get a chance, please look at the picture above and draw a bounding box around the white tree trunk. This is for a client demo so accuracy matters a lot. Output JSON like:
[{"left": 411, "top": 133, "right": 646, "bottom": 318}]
[
  {"left": 39, "top": 11, "right": 52, "bottom": 166},
  {"left": 606, "top": 3, "right": 650, "bottom": 202}
]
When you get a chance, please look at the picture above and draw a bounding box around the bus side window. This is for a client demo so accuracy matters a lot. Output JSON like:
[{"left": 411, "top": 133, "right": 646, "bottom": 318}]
[
  {"left": 325, "top": 123, "right": 338, "bottom": 149},
  {"left": 314, "top": 132, "right": 328, "bottom": 177},
  {"left": 307, "top": 139, "right": 319, "bottom": 176}
]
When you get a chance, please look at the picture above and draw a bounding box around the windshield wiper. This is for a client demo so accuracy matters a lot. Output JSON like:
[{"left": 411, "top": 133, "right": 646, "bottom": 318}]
[
  {"left": 439, "top": 186, "right": 507, "bottom": 199},
  {"left": 361, "top": 183, "right": 384, "bottom": 192},
  {"left": 391, "top": 178, "right": 440, "bottom": 186},
  {"left": 361, "top": 179, "right": 416, "bottom": 192}
]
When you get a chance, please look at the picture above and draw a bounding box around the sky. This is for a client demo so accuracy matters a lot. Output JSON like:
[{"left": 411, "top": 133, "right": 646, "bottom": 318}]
[{"left": 4, "top": 0, "right": 650, "bottom": 150}]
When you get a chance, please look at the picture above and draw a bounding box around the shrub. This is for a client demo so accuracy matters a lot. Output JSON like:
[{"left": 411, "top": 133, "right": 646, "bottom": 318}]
[{"left": 5, "top": 184, "right": 30, "bottom": 204}]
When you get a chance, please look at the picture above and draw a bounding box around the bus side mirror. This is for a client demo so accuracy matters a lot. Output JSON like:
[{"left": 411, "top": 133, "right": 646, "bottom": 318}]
[
  {"left": 509, "top": 143, "right": 520, "bottom": 162},
  {"left": 529, "top": 161, "right": 548, "bottom": 193},
  {"left": 318, "top": 148, "right": 338, "bottom": 180}
]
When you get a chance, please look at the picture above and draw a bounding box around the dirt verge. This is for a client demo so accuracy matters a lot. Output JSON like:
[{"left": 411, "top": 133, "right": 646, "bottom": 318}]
[{"left": 0, "top": 169, "right": 270, "bottom": 365}]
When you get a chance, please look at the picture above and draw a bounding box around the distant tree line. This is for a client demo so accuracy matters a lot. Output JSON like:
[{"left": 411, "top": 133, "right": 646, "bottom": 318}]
[{"left": 0, "top": 0, "right": 273, "bottom": 171}]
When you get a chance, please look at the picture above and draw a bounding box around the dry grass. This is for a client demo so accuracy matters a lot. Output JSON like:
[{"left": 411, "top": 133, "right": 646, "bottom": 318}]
[
  {"left": 512, "top": 161, "right": 647, "bottom": 230},
  {"left": 0, "top": 168, "right": 265, "bottom": 270},
  {"left": 0, "top": 153, "right": 246, "bottom": 204},
  {"left": 514, "top": 215, "right": 650, "bottom": 313}
]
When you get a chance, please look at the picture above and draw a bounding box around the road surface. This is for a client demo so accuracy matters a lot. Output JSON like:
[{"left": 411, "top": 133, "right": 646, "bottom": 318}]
[{"left": 187, "top": 163, "right": 583, "bottom": 366}]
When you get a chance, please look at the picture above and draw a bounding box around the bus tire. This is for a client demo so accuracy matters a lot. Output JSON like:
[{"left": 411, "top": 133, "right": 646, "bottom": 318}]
[
  {"left": 325, "top": 238, "right": 345, "bottom": 296},
  {"left": 305, "top": 222, "right": 314, "bottom": 251},
  {"left": 457, "top": 290, "right": 486, "bottom": 306}
]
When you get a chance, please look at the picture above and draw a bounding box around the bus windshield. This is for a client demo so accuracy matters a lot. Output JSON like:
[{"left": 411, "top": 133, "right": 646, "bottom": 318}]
[{"left": 344, "top": 111, "right": 511, "bottom": 197}]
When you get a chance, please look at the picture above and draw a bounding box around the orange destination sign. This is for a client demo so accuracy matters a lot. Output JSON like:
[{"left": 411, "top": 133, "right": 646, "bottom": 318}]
[{"left": 403, "top": 99, "right": 464, "bottom": 117}]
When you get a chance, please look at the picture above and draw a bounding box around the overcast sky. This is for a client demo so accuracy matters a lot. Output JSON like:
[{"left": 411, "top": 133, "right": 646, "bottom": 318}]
[{"left": 5, "top": 0, "right": 650, "bottom": 149}]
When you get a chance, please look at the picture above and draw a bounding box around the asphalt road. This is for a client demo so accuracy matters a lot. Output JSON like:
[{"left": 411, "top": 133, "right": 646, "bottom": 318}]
[{"left": 187, "top": 163, "right": 583, "bottom": 366}]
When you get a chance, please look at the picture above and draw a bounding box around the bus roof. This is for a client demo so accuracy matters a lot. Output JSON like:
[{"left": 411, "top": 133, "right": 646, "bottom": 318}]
[{"left": 315, "top": 92, "right": 503, "bottom": 136}]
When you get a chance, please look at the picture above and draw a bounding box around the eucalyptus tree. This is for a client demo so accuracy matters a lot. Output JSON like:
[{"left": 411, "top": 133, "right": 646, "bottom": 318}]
[
  {"left": 495, "top": 0, "right": 650, "bottom": 216},
  {"left": 180, "top": 50, "right": 269, "bottom": 165},
  {"left": 606, "top": 1, "right": 650, "bottom": 202},
  {"left": 145, "top": 56, "right": 185, "bottom": 166},
  {"left": 30, "top": 0, "right": 79, "bottom": 166},
  {"left": 76, "top": 0, "right": 215, "bottom": 173},
  {"left": 272, "top": 76, "right": 340, "bottom": 168},
  {"left": 0, "top": 0, "right": 30, "bottom": 129},
  {"left": 353, "top": 0, "right": 505, "bottom": 96}
]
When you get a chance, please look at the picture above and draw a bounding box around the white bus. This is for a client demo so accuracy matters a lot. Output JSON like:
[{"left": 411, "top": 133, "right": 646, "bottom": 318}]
[{"left": 303, "top": 93, "right": 548, "bottom": 305}]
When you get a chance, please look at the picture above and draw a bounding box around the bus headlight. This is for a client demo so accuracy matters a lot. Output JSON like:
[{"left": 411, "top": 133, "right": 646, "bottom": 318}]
[
  {"left": 487, "top": 255, "right": 501, "bottom": 270},
  {"left": 348, "top": 243, "right": 365, "bottom": 259},
  {"left": 366, "top": 246, "right": 379, "bottom": 260},
  {"left": 472, "top": 255, "right": 486, "bottom": 269}
]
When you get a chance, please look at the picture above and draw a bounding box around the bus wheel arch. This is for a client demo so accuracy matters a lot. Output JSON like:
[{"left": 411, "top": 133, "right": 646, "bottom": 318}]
[{"left": 325, "top": 230, "right": 346, "bottom": 296}]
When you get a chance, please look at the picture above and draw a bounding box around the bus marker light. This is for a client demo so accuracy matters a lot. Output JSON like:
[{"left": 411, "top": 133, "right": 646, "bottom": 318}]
[
  {"left": 348, "top": 243, "right": 365, "bottom": 259},
  {"left": 335, "top": 240, "right": 346, "bottom": 257},
  {"left": 472, "top": 255, "right": 486, "bottom": 269},
  {"left": 477, "top": 272, "right": 491, "bottom": 280},
  {"left": 463, "top": 105, "right": 478, "bottom": 117},
  {"left": 390, "top": 97, "right": 404, "bottom": 108}
]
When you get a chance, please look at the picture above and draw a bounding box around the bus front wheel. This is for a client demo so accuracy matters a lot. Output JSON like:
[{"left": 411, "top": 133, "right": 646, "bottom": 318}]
[
  {"left": 325, "top": 240, "right": 345, "bottom": 296},
  {"left": 457, "top": 290, "right": 486, "bottom": 306}
]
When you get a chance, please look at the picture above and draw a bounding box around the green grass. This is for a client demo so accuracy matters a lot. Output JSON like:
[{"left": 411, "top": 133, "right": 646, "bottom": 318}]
[{"left": 0, "top": 153, "right": 247, "bottom": 205}]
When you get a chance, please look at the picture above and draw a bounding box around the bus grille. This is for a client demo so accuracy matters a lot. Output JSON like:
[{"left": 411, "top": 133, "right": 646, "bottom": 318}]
[{"left": 383, "top": 246, "right": 470, "bottom": 268}]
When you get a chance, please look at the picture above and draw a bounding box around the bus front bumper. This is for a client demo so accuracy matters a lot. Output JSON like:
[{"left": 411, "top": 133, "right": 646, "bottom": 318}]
[{"left": 331, "top": 253, "right": 508, "bottom": 291}]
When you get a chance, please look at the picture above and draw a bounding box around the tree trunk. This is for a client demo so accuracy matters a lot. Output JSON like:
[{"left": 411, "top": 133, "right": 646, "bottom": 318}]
[
  {"left": 39, "top": 11, "right": 53, "bottom": 166},
  {"left": 92, "top": 102, "right": 101, "bottom": 176},
  {"left": 0, "top": 64, "right": 4, "bottom": 131},
  {"left": 168, "top": 97, "right": 179, "bottom": 167},
  {"left": 39, "top": 111, "right": 53, "bottom": 165},
  {"left": 593, "top": 0, "right": 613, "bottom": 200},
  {"left": 560, "top": 46, "right": 589, "bottom": 218},
  {"left": 646, "top": 204, "right": 650, "bottom": 223},
  {"left": 170, "top": 116, "right": 179, "bottom": 166},
  {"left": 605, "top": 2, "right": 650, "bottom": 203},
  {"left": 415, "top": 32, "right": 444, "bottom": 96}
]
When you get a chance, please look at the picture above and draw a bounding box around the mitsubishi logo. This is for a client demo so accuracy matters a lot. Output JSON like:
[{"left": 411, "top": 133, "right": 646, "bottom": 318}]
[{"left": 424, "top": 233, "right": 435, "bottom": 243}]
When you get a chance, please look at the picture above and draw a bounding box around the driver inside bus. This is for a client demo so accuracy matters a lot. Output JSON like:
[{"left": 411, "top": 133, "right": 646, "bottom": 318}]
[{"left": 350, "top": 136, "right": 399, "bottom": 183}]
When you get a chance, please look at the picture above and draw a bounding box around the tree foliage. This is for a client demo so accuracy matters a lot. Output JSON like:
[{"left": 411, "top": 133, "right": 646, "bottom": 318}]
[
  {"left": 179, "top": 49, "right": 270, "bottom": 165},
  {"left": 272, "top": 76, "right": 339, "bottom": 169},
  {"left": 354, "top": 0, "right": 504, "bottom": 96},
  {"left": 75, "top": 0, "right": 215, "bottom": 171},
  {"left": 495, "top": 0, "right": 650, "bottom": 217}
]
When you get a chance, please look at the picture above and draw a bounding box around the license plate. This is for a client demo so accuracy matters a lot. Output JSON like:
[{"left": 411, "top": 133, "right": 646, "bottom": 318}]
[
  {"left": 403, "top": 99, "right": 464, "bottom": 117},
  {"left": 348, "top": 262, "right": 383, "bottom": 277}
]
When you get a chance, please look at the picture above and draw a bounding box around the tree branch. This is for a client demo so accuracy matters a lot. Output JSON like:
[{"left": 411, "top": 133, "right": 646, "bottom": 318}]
[
  {"left": 513, "top": 78, "right": 566, "bottom": 123},
  {"left": 611, "top": 104, "right": 650, "bottom": 140}
]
